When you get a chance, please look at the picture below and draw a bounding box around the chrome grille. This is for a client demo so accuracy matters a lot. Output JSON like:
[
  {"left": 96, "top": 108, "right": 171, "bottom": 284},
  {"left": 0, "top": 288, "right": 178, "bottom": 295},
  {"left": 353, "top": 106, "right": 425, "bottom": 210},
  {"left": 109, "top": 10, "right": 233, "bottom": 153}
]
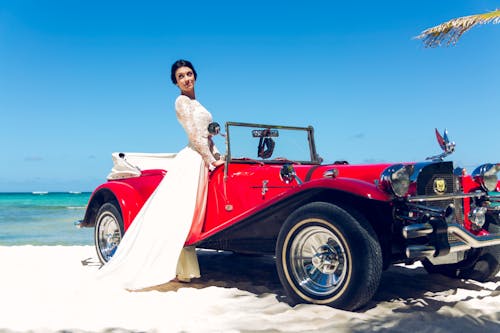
[
  {"left": 417, "top": 162, "right": 464, "bottom": 224},
  {"left": 422, "top": 174, "right": 455, "bottom": 197}
]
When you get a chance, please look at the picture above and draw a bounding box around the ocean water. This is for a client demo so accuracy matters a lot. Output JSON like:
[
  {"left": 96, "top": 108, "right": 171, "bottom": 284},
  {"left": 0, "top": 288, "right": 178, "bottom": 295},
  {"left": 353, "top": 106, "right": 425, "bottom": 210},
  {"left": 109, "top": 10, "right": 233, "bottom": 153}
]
[{"left": 0, "top": 192, "right": 94, "bottom": 245}]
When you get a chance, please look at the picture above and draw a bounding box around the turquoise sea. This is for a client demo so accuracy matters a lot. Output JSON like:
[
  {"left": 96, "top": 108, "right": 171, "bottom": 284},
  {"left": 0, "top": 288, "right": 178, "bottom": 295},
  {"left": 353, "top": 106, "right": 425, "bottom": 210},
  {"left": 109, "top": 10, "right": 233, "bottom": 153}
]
[{"left": 0, "top": 192, "right": 94, "bottom": 245}]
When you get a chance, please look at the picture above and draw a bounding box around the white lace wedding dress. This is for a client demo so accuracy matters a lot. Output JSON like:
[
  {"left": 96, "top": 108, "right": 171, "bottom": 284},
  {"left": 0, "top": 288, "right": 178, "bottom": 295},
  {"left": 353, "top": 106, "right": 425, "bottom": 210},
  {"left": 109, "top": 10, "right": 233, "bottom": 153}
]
[{"left": 96, "top": 95, "right": 220, "bottom": 290}]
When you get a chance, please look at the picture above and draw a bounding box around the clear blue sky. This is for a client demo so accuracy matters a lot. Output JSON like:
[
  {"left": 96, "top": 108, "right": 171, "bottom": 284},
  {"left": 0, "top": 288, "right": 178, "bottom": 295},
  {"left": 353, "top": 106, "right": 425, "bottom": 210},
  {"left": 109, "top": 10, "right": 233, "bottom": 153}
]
[{"left": 1, "top": 0, "right": 499, "bottom": 192}]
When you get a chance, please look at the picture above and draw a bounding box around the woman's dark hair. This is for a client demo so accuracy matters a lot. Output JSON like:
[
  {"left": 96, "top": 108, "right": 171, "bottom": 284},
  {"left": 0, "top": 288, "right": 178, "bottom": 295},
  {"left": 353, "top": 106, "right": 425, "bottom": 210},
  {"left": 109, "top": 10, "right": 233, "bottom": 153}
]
[{"left": 170, "top": 59, "right": 197, "bottom": 84}]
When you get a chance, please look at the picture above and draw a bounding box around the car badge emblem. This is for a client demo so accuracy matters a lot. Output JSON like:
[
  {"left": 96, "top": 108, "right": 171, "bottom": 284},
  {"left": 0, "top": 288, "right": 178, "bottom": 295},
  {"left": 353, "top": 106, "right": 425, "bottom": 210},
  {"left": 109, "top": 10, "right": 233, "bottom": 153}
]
[{"left": 433, "top": 178, "right": 446, "bottom": 194}]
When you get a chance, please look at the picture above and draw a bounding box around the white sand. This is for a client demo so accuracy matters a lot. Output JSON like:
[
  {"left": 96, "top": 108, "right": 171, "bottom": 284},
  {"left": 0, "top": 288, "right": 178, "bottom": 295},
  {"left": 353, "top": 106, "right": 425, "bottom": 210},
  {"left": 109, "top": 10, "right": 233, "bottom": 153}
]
[{"left": 0, "top": 246, "right": 498, "bottom": 332}]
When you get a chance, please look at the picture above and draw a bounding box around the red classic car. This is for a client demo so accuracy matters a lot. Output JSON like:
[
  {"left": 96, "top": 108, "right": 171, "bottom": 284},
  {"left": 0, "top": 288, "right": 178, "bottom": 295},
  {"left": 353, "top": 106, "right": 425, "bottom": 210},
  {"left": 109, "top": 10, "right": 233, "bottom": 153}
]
[{"left": 79, "top": 122, "right": 500, "bottom": 310}]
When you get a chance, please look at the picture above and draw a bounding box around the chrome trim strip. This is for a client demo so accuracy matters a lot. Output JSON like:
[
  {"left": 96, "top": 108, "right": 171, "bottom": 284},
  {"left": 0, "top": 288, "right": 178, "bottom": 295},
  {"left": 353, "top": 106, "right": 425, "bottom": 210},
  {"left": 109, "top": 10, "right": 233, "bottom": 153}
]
[
  {"left": 407, "top": 192, "right": 484, "bottom": 202},
  {"left": 488, "top": 195, "right": 500, "bottom": 202},
  {"left": 448, "top": 223, "right": 500, "bottom": 248},
  {"left": 447, "top": 242, "right": 472, "bottom": 253}
]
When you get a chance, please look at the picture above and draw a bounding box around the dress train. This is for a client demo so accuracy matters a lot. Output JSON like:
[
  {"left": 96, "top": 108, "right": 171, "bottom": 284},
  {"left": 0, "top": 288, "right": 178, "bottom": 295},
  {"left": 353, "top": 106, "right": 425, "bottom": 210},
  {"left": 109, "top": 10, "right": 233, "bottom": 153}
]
[{"left": 96, "top": 146, "right": 207, "bottom": 290}]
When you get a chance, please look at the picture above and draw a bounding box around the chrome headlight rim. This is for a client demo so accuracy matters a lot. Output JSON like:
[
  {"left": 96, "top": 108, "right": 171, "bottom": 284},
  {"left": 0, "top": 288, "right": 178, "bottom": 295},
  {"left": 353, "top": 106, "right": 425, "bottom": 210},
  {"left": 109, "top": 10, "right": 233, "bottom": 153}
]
[
  {"left": 472, "top": 163, "right": 500, "bottom": 192},
  {"left": 379, "top": 164, "right": 412, "bottom": 198}
]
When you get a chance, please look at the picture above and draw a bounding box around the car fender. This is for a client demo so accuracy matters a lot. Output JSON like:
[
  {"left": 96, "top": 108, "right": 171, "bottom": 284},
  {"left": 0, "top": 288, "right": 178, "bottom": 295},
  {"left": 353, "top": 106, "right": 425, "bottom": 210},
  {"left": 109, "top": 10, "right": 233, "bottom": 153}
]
[
  {"left": 83, "top": 182, "right": 145, "bottom": 230},
  {"left": 302, "top": 177, "right": 392, "bottom": 201}
]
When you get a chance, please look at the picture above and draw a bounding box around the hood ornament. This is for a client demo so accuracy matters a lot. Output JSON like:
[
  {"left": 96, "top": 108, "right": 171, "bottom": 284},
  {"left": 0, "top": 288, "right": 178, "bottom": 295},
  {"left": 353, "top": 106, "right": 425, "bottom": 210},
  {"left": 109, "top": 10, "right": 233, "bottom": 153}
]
[{"left": 426, "top": 128, "right": 456, "bottom": 161}]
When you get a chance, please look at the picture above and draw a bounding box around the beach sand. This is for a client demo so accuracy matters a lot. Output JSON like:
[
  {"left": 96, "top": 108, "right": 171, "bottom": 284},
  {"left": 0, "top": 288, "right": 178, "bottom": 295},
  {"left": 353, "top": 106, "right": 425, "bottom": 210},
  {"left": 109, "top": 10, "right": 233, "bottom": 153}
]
[{"left": 0, "top": 246, "right": 498, "bottom": 332}]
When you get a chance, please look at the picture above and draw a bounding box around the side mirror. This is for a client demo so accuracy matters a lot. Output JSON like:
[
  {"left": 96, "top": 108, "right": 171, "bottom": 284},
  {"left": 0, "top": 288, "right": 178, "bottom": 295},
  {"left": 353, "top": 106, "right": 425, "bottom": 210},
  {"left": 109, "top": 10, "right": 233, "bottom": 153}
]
[
  {"left": 280, "top": 164, "right": 303, "bottom": 185},
  {"left": 208, "top": 122, "right": 221, "bottom": 135}
]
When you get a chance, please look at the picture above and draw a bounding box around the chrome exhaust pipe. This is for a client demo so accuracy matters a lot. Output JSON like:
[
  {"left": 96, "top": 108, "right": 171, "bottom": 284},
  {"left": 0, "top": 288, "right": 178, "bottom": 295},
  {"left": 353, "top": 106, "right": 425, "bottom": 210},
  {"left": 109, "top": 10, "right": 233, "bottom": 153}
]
[
  {"left": 405, "top": 245, "right": 436, "bottom": 258},
  {"left": 406, "top": 242, "right": 472, "bottom": 258},
  {"left": 402, "top": 223, "right": 433, "bottom": 239}
]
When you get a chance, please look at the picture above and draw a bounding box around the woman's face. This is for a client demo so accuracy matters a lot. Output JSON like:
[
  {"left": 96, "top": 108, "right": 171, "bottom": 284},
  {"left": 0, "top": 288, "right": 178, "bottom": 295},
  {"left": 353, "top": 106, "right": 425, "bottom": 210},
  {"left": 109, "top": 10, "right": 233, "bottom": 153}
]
[{"left": 175, "top": 66, "right": 196, "bottom": 95}]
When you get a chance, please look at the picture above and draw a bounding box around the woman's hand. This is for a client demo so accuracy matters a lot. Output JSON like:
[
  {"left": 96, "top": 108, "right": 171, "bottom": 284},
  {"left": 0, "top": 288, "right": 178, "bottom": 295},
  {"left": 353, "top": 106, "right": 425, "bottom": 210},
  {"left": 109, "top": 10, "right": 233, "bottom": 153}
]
[{"left": 211, "top": 160, "right": 225, "bottom": 168}]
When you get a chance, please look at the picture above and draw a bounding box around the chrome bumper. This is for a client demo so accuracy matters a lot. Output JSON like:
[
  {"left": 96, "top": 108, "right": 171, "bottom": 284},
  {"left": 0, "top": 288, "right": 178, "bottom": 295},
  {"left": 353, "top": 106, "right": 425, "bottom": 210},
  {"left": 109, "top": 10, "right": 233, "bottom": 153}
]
[
  {"left": 74, "top": 220, "right": 84, "bottom": 228},
  {"left": 403, "top": 223, "right": 500, "bottom": 258}
]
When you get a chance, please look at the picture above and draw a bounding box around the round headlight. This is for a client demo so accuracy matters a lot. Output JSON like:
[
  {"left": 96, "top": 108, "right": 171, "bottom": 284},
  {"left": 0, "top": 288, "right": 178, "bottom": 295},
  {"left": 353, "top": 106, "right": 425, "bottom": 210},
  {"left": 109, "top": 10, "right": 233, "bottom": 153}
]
[
  {"left": 379, "top": 164, "right": 412, "bottom": 197},
  {"left": 472, "top": 163, "right": 500, "bottom": 192}
]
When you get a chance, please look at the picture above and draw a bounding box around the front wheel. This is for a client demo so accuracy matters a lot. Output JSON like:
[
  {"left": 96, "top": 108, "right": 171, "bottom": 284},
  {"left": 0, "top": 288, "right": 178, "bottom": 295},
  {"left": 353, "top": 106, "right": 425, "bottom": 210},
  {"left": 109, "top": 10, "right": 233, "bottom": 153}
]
[
  {"left": 94, "top": 202, "right": 124, "bottom": 264},
  {"left": 276, "top": 202, "right": 382, "bottom": 311}
]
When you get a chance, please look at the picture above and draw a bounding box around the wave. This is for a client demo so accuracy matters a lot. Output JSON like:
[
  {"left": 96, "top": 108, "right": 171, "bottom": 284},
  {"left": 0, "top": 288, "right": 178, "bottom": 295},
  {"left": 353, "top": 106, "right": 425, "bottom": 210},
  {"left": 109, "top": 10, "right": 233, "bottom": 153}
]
[{"left": 1, "top": 204, "right": 87, "bottom": 210}]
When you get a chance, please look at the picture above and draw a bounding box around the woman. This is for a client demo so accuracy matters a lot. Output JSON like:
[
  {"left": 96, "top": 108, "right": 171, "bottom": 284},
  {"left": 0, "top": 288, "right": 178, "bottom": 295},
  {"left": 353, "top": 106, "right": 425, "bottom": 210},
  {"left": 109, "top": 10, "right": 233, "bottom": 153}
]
[
  {"left": 172, "top": 60, "right": 225, "bottom": 172},
  {"left": 97, "top": 59, "right": 223, "bottom": 290}
]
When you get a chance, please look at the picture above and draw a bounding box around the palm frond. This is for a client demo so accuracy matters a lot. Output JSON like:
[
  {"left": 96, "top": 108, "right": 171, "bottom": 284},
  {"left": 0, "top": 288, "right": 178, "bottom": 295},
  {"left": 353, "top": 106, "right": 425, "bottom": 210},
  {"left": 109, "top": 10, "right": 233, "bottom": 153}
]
[{"left": 416, "top": 9, "right": 500, "bottom": 47}]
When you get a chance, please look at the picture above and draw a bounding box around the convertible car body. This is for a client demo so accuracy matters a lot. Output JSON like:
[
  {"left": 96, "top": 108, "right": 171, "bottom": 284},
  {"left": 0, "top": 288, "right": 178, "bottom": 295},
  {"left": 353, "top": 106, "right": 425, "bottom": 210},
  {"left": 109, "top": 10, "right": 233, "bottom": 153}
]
[{"left": 78, "top": 122, "right": 500, "bottom": 310}]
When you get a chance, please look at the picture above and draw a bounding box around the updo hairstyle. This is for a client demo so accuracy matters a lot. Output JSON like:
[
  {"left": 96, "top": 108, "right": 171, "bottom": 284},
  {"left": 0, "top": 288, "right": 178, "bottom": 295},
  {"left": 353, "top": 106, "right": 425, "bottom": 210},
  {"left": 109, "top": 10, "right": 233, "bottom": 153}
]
[{"left": 170, "top": 59, "right": 197, "bottom": 84}]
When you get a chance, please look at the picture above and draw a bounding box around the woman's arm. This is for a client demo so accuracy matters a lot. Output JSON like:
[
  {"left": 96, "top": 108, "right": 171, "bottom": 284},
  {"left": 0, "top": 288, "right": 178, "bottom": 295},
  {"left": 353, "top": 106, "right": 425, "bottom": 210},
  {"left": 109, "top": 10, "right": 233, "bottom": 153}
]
[{"left": 176, "top": 96, "right": 218, "bottom": 169}]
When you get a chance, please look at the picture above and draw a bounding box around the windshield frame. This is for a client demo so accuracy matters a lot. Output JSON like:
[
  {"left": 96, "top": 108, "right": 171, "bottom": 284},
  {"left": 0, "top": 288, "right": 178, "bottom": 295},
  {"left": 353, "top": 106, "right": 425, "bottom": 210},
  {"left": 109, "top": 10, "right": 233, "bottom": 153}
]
[{"left": 224, "top": 121, "right": 321, "bottom": 165}]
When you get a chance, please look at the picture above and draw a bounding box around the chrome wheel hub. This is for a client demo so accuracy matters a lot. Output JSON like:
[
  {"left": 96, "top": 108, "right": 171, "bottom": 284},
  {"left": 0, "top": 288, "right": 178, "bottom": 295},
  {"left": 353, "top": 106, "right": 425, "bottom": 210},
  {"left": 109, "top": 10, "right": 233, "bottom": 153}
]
[
  {"left": 97, "top": 213, "right": 121, "bottom": 261},
  {"left": 311, "top": 242, "right": 340, "bottom": 274},
  {"left": 290, "top": 225, "right": 348, "bottom": 296}
]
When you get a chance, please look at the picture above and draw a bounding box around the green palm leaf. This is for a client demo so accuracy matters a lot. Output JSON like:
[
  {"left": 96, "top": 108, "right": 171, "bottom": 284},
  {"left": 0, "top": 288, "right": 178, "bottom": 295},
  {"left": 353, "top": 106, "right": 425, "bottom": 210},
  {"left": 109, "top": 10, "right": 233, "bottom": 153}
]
[{"left": 416, "top": 9, "right": 500, "bottom": 47}]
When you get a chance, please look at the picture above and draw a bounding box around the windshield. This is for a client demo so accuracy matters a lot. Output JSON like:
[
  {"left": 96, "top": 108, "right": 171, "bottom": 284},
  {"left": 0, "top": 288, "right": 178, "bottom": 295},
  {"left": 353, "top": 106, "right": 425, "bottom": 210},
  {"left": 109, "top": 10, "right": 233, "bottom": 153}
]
[{"left": 225, "top": 122, "right": 319, "bottom": 164}]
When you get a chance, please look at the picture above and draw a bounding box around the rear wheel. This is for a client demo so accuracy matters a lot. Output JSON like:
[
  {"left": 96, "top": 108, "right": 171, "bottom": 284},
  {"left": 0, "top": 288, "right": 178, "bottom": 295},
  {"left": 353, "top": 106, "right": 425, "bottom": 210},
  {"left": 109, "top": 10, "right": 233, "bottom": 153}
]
[
  {"left": 276, "top": 202, "right": 382, "bottom": 311},
  {"left": 94, "top": 202, "right": 124, "bottom": 264}
]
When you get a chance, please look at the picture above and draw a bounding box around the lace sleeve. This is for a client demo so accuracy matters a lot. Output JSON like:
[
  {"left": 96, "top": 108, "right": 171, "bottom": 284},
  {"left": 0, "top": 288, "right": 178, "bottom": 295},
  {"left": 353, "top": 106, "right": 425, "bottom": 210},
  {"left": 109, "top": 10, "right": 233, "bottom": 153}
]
[{"left": 175, "top": 96, "right": 217, "bottom": 168}]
